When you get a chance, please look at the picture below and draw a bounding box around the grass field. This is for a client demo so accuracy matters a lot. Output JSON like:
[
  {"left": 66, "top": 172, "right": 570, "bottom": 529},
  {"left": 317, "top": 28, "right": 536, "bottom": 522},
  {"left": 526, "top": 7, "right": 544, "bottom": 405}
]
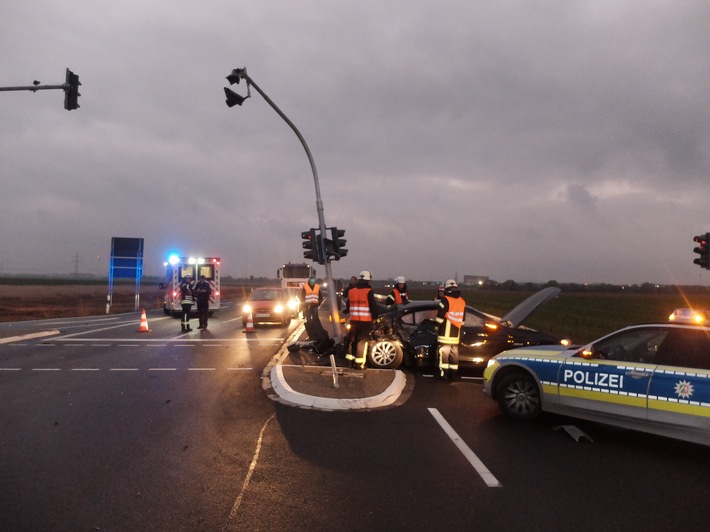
[
  {"left": 408, "top": 288, "right": 710, "bottom": 345},
  {"left": 3, "top": 282, "right": 710, "bottom": 345}
]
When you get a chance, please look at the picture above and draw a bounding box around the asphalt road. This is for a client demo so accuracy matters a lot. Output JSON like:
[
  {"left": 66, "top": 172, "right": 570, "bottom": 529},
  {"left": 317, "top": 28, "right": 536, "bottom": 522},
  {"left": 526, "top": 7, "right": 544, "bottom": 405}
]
[{"left": 2, "top": 303, "right": 710, "bottom": 531}]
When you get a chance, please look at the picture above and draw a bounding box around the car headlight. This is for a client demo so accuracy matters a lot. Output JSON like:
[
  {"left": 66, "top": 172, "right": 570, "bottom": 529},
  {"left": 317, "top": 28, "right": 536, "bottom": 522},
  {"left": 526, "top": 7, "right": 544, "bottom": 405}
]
[
  {"left": 242, "top": 304, "right": 252, "bottom": 314},
  {"left": 288, "top": 299, "right": 298, "bottom": 310},
  {"left": 274, "top": 304, "right": 284, "bottom": 313}
]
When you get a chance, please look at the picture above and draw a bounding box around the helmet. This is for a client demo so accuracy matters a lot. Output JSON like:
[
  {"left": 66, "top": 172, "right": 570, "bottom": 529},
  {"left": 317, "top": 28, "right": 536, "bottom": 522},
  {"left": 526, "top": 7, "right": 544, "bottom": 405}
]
[
  {"left": 359, "top": 270, "right": 372, "bottom": 281},
  {"left": 444, "top": 279, "right": 457, "bottom": 289},
  {"left": 184, "top": 274, "right": 192, "bottom": 280},
  {"left": 395, "top": 276, "right": 406, "bottom": 284}
]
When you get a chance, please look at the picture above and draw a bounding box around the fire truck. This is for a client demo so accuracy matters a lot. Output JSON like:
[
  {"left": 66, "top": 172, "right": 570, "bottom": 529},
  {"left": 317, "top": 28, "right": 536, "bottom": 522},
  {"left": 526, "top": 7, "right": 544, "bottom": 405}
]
[
  {"left": 161, "top": 255, "right": 221, "bottom": 316},
  {"left": 277, "top": 262, "right": 315, "bottom": 289}
]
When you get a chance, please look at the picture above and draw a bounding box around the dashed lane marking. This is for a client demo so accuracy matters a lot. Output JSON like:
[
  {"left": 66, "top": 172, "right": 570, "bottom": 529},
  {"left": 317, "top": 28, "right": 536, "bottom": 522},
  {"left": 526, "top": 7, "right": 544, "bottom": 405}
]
[
  {"left": 1, "top": 367, "right": 254, "bottom": 373},
  {"left": 428, "top": 407, "right": 502, "bottom": 488}
]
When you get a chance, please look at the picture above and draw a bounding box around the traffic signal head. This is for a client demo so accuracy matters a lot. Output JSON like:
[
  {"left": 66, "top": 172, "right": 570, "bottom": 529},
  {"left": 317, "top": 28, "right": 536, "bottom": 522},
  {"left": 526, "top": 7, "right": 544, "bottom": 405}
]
[
  {"left": 302, "top": 229, "right": 318, "bottom": 262},
  {"left": 224, "top": 87, "right": 247, "bottom": 107},
  {"left": 64, "top": 68, "right": 80, "bottom": 111},
  {"left": 693, "top": 233, "right": 710, "bottom": 269},
  {"left": 226, "top": 68, "right": 246, "bottom": 85},
  {"left": 329, "top": 227, "right": 348, "bottom": 260},
  {"left": 224, "top": 68, "right": 250, "bottom": 107}
]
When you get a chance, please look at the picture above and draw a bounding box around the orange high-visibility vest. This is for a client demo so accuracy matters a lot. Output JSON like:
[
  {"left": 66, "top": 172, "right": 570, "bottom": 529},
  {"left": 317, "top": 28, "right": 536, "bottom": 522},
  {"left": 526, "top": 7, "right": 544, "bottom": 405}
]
[
  {"left": 304, "top": 283, "right": 320, "bottom": 305},
  {"left": 438, "top": 295, "right": 465, "bottom": 345},
  {"left": 349, "top": 287, "right": 373, "bottom": 321}
]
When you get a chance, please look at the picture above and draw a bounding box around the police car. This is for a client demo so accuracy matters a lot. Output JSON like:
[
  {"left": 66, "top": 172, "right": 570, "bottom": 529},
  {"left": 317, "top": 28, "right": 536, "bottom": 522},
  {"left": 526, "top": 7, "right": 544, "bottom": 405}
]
[{"left": 483, "top": 314, "right": 710, "bottom": 446}]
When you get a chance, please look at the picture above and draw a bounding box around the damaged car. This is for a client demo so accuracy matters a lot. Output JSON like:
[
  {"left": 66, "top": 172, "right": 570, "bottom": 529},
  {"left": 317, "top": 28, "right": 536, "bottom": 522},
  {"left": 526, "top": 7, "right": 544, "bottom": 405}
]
[{"left": 364, "top": 287, "right": 567, "bottom": 372}]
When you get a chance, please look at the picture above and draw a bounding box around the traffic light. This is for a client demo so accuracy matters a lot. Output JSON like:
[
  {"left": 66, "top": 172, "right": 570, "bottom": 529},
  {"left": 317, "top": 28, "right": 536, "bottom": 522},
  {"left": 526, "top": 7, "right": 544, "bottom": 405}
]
[
  {"left": 63, "top": 69, "right": 80, "bottom": 110},
  {"left": 224, "top": 68, "right": 250, "bottom": 107},
  {"left": 302, "top": 229, "right": 317, "bottom": 261},
  {"left": 693, "top": 233, "right": 710, "bottom": 269},
  {"left": 329, "top": 227, "right": 348, "bottom": 260}
]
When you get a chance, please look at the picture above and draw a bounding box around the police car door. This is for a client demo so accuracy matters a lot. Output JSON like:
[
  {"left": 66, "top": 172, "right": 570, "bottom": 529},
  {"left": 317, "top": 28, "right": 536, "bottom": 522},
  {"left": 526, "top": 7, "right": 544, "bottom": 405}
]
[
  {"left": 558, "top": 327, "right": 666, "bottom": 421},
  {"left": 648, "top": 327, "right": 710, "bottom": 435}
]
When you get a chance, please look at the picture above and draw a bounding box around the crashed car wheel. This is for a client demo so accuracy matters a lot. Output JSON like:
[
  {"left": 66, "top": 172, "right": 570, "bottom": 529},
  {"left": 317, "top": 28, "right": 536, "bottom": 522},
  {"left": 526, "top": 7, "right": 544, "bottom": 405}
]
[
  {"left": 496, "top": 372, "right": 541, "bottom": 420},
  {"left": 367, "top": 339, "right": 404, "bottom": 369}
]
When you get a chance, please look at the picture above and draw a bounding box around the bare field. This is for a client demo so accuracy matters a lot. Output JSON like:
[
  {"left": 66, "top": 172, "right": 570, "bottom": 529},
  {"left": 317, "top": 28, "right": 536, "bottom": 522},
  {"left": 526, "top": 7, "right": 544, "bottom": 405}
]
[
  {"left": 0, "top": 283, "right": 254, "bottom": 322},
  {"left": 0, "top": 284, "right": 164, "bottom": 322}
]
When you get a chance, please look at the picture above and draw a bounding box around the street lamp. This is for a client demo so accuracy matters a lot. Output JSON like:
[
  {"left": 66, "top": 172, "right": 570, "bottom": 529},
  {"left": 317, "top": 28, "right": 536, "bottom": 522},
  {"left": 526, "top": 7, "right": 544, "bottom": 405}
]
[{"left": 224, "top": 67, "right": 342, "bottom": 341}]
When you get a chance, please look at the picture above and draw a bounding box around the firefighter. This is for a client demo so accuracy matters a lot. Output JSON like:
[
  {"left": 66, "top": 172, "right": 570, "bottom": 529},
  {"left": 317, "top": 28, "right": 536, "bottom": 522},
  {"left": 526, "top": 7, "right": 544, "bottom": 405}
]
[
  {"left": 300, "top": 276, "right": 322, "bottom": 325},
  {"left": 179, "top": 274, "right": 195, "bottom": 332},
  {"left": 386, "top": 276, "right": 409, "bottom": 306},
  {"left": 193, "top": 274, "right": 212, "bottom": 330},
  {"left": 435, "top": 279, "right": 466, "bottom": 380},
  {"left": 344, "top": 270, "right": 379, "bottom": 369}
]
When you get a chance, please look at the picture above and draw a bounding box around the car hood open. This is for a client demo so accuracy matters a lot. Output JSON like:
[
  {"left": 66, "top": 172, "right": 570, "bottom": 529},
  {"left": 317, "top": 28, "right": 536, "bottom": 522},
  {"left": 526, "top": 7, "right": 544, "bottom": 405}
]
[{"left": 499, "top": 286, "right": 561, "bottom": 328}]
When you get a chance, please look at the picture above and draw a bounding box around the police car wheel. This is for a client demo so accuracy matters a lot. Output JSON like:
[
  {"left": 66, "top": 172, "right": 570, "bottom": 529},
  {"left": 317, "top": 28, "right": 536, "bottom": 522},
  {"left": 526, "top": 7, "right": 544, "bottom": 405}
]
[
  {"left": 496, "top": 372, "right": 541, "bottom": 420},
  {"left": 367, "top": 339, "right": 403, "bottom": 369}
]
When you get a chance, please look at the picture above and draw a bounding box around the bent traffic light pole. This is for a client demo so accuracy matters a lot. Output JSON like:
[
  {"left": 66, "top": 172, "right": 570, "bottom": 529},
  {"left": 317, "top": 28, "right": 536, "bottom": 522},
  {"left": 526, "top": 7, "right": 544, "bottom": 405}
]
[{"left": 226, "top": 68, "right": 342, "bottom": 341}]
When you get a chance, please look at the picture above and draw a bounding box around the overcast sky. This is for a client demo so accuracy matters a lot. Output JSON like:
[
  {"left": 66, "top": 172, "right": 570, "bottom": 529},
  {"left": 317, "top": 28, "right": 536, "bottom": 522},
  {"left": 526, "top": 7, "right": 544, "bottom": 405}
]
[{"left": 2, "top": 1, "right": 710, "bottom": 285}]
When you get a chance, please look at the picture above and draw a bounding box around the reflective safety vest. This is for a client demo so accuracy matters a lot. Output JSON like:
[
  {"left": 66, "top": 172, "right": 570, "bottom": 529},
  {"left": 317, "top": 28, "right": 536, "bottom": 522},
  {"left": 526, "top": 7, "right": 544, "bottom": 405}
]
[
  {"left": 304, "top": 283, "right": 320, "bottom": 306},
  {"left": 390, "top": 289, "right": 407, "bottom": 305},
  {"left": 180, "top": 283, "right": 194, "bottom": 305},
  {"left": 437, "top": 295, "right": 465, "bottom": 345},
  {"left": 349, "top": 287, "right": 373, "bottom": 321}
]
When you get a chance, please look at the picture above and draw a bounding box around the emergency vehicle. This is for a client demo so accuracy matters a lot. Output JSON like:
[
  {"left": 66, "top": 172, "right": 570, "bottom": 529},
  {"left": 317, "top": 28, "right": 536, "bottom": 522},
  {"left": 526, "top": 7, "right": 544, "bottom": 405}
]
[
  {"left": 161, "top": 255, "right": 221, "bottom": 316},
  {"left": 483, "top": 314, "right": 710, "bottom": 446},
  {"left": 277, "top": 262, "right": 315, "bottom": 289}
]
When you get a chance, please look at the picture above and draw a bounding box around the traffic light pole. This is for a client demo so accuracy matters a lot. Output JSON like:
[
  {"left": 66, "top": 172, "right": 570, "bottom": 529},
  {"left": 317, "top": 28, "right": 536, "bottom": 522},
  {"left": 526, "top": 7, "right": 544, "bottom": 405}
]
[
  {"left": 229, "top": 69, "right": 342, "bottom": 341},
  {"left": 0, "top": 69, "right": 80, "bottom": 110}
]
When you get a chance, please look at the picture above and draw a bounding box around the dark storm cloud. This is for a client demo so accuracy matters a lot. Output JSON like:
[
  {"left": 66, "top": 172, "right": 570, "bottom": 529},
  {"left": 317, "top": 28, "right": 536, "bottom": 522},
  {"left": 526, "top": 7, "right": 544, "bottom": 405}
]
[{"left": 1, "top": 0, "right": 709, "bottom": 284}]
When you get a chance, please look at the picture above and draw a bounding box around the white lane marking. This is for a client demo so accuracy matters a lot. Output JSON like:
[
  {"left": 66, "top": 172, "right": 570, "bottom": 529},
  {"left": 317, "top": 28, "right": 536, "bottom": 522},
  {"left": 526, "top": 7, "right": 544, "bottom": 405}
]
[
  {"left": 224, "top": 413, "right": 275, "bottom": 529},
  {"left": 0, "top": 330, "right": 60, "bottom": 344},
  {"left": 0, "top": 367, "right": 254, "bottom": 372},
  {"left": 428, "top": 407, "right": 502, "bottom": 488},
  {"left": 48, "top": 338, "right": 280, "bottom": 343},
  {"left": 54, "top": 316, "right": 173, "bottom": 339}
]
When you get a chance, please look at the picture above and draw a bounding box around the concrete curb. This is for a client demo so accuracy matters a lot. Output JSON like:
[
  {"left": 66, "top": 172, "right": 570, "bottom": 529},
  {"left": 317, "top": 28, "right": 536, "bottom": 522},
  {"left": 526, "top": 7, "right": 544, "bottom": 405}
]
[
  {"left": 261, "top": 321, "right": 411, "bottom": 411},
  {"left": 270, "top": 364, "right": 408, "bottom": 411}
]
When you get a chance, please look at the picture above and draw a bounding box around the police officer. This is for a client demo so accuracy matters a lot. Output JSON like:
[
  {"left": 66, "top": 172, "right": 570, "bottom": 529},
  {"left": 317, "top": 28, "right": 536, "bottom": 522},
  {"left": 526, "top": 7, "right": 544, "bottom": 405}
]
[
  {"left": 180, "top": 274, "right": 195, "bottom": 332},
  {"left": 386, "top": 276, "right": 409, "bottom": 306},
  {"left": 193, "top": 274, "right": 212, "bottom": 330},
  {"left": 300, "top": 276, "right": 322, "bottom": 325},
  {"left": 435, "top": 279, "right": 466, "bottom": 379},
  {"left": 344, "top": 270, "right": 379, "bottom": 369}
]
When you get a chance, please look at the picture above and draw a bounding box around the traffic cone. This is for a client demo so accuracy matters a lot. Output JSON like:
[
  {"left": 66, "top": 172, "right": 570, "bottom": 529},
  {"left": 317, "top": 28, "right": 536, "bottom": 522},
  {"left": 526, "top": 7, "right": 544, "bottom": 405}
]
[
  {"left": 138, "top": 308, "right": 151, "bottom": 332},
  {"left": 243, "top": 312, "right": 255, "bottom": 333}
]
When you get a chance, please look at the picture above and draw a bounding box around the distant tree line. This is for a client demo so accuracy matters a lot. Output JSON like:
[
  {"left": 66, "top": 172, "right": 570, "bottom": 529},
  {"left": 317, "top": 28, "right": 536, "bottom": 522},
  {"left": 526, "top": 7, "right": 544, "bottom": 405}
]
[{"left": 2, "top": 275, "right": 710, "bottom": 294}]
